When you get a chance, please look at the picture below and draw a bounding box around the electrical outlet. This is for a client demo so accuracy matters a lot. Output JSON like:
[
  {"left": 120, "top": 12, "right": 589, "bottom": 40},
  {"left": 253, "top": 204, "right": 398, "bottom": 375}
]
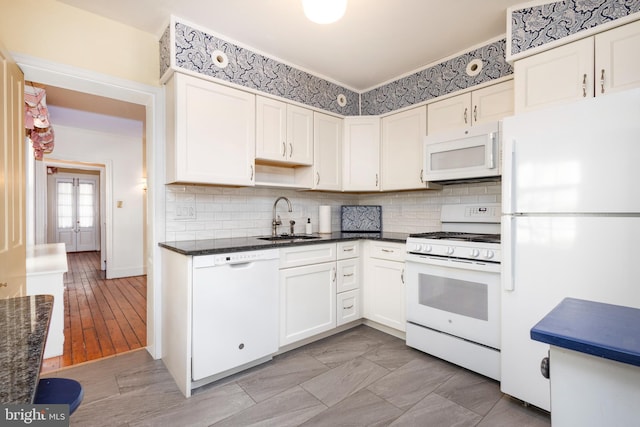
[{"left": 174, "top": 202, "right": 196, "bottom": 220}]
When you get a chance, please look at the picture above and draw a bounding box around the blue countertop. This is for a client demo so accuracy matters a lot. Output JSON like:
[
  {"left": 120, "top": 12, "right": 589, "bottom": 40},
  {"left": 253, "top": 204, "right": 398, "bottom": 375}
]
[
  {"left": 159, "top": 231, "right": 409, "bottom": 256},
  {"left": 531, "top": 297, "right": 640, "bottom": 367}
]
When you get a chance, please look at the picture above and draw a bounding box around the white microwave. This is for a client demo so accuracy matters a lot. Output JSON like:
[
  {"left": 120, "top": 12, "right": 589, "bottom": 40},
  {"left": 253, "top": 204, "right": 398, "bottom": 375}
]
[{"left": 424, "top": 122, "right": 500, "bottom": 182}]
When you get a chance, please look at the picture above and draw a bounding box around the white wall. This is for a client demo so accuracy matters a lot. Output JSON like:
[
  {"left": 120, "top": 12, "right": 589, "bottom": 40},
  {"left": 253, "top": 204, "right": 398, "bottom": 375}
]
[
  {"left": 164, "top": 181, "right": 502, "bottom": 241},
  {"left": 45, "top": 124, "right": 145, "bottom": 277}
]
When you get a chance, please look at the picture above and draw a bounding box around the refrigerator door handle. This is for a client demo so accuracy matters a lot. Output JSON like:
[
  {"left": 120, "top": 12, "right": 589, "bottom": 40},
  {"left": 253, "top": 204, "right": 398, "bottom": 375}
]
[
  {"left": 510, "top": 139, "right": 517, "bottom": 213},
  {"left": 502, "top": 216, "right": 515, "bottom": 291}
]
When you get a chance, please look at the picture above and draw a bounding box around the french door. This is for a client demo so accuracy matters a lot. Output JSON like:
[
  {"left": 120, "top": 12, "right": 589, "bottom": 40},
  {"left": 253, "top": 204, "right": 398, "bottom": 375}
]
[{"left": 54, "top": 175, "right": 99, "bottom": 252}]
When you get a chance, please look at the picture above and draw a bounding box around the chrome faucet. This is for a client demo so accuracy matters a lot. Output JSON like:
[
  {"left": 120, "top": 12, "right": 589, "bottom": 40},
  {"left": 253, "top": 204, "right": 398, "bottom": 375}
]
[{"left": 272, "top": 196, "right": 293, "bottom": 236}]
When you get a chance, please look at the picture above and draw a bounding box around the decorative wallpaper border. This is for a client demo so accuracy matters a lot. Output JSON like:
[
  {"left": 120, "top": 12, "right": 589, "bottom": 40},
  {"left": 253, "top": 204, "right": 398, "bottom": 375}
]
[
  {"left": 159, "top": 26, "right": 171, "bottom": 78},
  {"left": 159, "top": 18, "right": 513, "bottom": 116},
  {"left": 510, "top": 0, "right": 640, "bottom": 56},
  {"left": 160, "top": 20, "right": 360, "bottom": 116},
  {"left": 360, "top": 39, "right": 512, "bottom": 116}
]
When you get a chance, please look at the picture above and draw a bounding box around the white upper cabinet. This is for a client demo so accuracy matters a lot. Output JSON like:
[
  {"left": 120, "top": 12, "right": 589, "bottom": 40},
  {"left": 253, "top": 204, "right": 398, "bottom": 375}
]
[
  {"left": 166, "top": 73, "right": 256, "bottom": 186},
  {"left": 514, "top": 37, "right": 594, "bottom": 113},
  {"left": 312, "top": 112, "right": 342, "bottom": 191},
  {"left": 595, "top": 19, "right": 640, "bottom": 96},
  {"left": 343, "top": 116, "right": 381, "bottom": 191},
  {"left": 256, "top": 96, "right": 313, "bottom": 165},
  {"left": 472, "top": 80, "right": 515, "bottom": 124},
  {"left": 428, "top": 80, "right": 514, "bottom": 134},
  {"left": 515, "top": 19, "right": 640, "bottom": 113},
  {"left": 381, "top": 106, "right": 427, "bottom": 191}
]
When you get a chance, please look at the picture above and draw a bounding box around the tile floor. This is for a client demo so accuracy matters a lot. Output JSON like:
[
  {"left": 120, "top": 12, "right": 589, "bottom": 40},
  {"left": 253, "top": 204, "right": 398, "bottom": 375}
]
[{"left": 44, "top": 325, "right": 551, "bottom": 426}]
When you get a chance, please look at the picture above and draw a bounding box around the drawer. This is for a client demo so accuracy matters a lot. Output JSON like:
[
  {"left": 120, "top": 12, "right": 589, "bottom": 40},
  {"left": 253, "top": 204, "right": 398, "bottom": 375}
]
[
  {"left": 337, "top": 240, "right": 360, "bottom": 260},
  {"left": 337, "top": 289, "right": 361, "bottom": 326},
  {"left": 337, "top": 258, "right": 360, "bottom": 293},
  {"left": 368, "top": 241, "right": 405, "bottom": 262},
  {"left": 279, "top": 243, "right": 336, "bottom": 269}
]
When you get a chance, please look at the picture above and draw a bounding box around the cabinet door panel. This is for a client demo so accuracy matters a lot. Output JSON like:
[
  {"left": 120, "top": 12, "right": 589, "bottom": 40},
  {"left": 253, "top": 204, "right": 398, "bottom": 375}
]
[
  {"left": 313, "top": 112, "right": 342, "bottom": 190},
  {"left": 381, "top": 106, "right": 426, "bottom": 191},
  {"left": 364, "top": 258, "right": 405, "bottom": 332},
  {"left": 427, "top": 93, "right": 471, "bottom": 135},
  {"left": 343, "top": 117, "right": 380, "bottom": 191},
  {"left": 471, "top": 80, "right": 514, "bottom": 125},
  {"left": 280, "top": 262, "right": 336, "bottom": 346},
  {"left": 287, "top": 105, "right": 314, "bottom": 165},
  {"left": 337, "top": 289, "right": 361, "bottom": 326},
  {"left": 514, "top": 37, "right": 594, "bottom": 113},
  {"left": 595, "top": 20, "right": 640, "bottom": 96},
  {"left": 256, "top": 96, "right": 287, "bottom": 161},
  {"left": 337, "top": 258, "right": 359, "bottom": 293},
  {"left": 172, "top": 74, "right": 255, "bottom": 186}
]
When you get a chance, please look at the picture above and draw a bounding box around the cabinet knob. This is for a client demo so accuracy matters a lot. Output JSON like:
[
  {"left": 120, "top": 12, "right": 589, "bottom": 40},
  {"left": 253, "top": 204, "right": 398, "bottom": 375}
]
[{"left": 540, "top": 355, "right": 550, "bottom": 379}]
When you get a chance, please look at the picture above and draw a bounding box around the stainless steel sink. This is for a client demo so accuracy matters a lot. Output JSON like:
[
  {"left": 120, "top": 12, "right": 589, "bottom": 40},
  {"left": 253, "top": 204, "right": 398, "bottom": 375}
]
[{"left": 257, "top": 234, "right": 321, "bottom": 242}]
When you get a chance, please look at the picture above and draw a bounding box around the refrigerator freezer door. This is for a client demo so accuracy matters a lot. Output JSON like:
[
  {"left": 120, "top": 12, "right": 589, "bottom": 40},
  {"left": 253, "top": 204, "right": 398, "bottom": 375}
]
[
  {"left": 502, "top": 88, "right": 640, "bottom": 214},
  {"left": 500, "top": 215, "right": 640, "bottom": 411}
]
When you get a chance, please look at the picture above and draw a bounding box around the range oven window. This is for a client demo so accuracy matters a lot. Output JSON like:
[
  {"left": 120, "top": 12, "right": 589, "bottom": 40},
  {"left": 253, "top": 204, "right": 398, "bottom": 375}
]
[{"left": 418, "top": 274, "right": 488, "bottom": 321}]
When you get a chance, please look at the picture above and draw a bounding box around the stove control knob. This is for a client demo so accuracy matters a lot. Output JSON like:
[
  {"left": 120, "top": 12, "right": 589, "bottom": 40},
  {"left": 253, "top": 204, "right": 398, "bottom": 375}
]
[
  {"left": 470, "top": 249, "right": 480, "bottom": 258},
  {"left": 446, "top": 247, "right": 455, "bottom": 255},
  {"left": 424, "top": 245, "right": 432, "bottom": 253},
  {"left": 484, "top": 250, "right": 495, "bottom": 259},
  {"left": 414, "top": 243, "right": 423, "bottom": 252}
]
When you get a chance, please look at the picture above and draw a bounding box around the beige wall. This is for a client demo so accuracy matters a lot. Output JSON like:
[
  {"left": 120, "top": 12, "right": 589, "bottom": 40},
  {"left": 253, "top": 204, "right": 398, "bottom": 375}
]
[{"left": 0, "top": 0, "right": 159, "bottom": 86}]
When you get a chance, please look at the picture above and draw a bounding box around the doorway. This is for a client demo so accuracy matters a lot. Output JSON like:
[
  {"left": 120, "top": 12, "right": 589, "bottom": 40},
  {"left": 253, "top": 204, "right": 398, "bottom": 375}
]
[
  {"left": 47, "top": 168, "right": 101, "bottom": 253},
  {"left": 17, "top": 54, "right": 165, "bottom": 363}
]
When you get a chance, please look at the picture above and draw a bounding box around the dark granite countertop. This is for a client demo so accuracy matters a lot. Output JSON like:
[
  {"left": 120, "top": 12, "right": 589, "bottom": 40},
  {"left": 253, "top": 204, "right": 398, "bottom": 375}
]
[
  {"left": 159, "top": 231, "right": 409, "bottom": 256},
  {"left": 531, "top": 297, "right": 640, "bottom": 368},
  {"left": 0, "top": 294, "right": 54, "bottom": 404}
]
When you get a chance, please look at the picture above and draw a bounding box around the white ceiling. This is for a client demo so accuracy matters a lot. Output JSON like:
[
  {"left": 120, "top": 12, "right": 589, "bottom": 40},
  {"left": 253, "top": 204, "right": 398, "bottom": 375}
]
[{"left": 56, "top": 0, "right": 524, "bottom": 91}]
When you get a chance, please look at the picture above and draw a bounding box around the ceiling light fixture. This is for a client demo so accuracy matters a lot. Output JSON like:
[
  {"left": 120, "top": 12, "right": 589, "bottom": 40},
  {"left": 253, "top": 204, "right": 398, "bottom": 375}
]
[{"left": 302, "top": 0, "right": 347, "bottom": 24}]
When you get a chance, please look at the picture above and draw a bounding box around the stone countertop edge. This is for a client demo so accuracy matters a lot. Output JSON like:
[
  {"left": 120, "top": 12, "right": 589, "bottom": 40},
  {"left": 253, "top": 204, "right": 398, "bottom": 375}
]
[
  {"left": 159, "top": 231, "right": 410, "bottom": 256},
  {"left": 0, "top": 295, "right": 54, "bottom": 404},
  {"left": 531, "top": 297, "right": 640, "bottom": 368}
]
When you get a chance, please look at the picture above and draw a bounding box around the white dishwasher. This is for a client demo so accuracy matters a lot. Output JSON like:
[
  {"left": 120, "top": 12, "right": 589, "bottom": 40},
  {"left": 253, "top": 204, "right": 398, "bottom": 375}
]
[{"left": 191, "top": 249, "right": 279, "bottom": 381}]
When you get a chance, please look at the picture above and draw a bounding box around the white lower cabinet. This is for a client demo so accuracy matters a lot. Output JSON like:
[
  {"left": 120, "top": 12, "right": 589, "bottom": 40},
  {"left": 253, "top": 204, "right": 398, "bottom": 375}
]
[
  {"left": 337, "top": 289, "right": 361, "bottom": 326},
  {"left": 363, "top": 241, "right": 406, "bottom": 332},
  {"left": 279, "top": 244, "right": 337, "bottom": 346},
  {"left": 336, "top": 241, "right": 362, "bottom": 326}
]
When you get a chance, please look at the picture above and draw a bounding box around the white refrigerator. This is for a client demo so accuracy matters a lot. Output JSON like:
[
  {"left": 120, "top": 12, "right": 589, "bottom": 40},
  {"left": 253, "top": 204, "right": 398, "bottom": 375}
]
[{"left": 500, "top": 88, "right": 640, "bottom": 411}]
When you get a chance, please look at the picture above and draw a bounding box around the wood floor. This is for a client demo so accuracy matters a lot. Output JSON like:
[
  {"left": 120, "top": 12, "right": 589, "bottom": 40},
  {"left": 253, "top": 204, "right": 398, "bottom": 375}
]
[{"left": 41, "top": 251, "right": 146, "bottom": 373}]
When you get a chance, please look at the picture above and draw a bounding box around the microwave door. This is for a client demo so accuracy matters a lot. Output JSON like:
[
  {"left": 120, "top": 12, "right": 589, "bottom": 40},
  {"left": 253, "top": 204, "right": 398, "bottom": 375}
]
[{"left": 424, "top": 129, "right": 498, "bottom": 181}]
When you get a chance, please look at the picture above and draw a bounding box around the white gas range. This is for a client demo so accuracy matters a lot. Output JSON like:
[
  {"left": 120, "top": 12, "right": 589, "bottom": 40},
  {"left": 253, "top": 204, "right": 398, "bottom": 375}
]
[{"left": 404, "top": 203, "right": 502, "bottom": 381}]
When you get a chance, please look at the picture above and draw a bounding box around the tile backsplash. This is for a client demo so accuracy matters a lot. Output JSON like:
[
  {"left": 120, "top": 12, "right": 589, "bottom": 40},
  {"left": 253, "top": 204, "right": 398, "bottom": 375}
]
[{"left": 164, "top": 181, "right": 501, "bottom": 241}]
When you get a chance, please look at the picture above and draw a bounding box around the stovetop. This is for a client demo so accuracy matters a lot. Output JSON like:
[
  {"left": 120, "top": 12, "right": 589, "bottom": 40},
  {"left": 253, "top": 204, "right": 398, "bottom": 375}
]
[{"left": 409, "top": 231, "right": 501, "bottom": 244}]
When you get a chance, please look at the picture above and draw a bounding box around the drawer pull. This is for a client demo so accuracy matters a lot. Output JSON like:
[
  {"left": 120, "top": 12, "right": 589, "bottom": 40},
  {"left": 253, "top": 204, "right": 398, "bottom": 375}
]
[
  {"left": 343, "top": 247, "right": 354, "bottom": 252},
  {"left": 343, "top": 304, "right": 354, "bottom": 310},
  {"left": 0, "top": 282, "right": 7, "bottom": 288},
  {"left": 343, "top": 273, "right": 354, "bottom": 277},
  {"left": 382, "top": 249, "right": 394, "bottom": 253}
]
